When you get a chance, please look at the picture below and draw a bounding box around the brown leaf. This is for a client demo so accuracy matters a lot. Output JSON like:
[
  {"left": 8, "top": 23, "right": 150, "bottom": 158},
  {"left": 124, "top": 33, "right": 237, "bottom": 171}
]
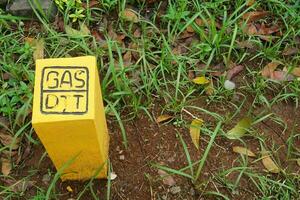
[
  {"left": 156, "top": 115, "right": 173, "bottom": 123},
  {"left": 158, "top": 169, "right": 176, "bottom": 186},
  {"left": 123, "top": 51, "right": 132, "bottom": 63},
  {"left": 226, "top": 65, "right": 244, "bottom": 80},
  {"left": 1, "top": 157, "right": 12, "bottom": 175},
  {"left": 297, "top": 159, "right": 300, "bottom": 167},
  {"left": 186, "top": 25, "right": 195, "bottom": 33},
  {"left": 261, "top": 62, "right": 280, "bottom": 78},
  {"left": 25, "top": 38, "right": 44, "bottom": 60},
  {"left": 0, "top": 133, "right": 20, "bottom": 150},
  {"left": 129, "top": 42, "right": 139, "bottom": 60},
  {"left": 195, "top": 18, "right": 222, "bottom": 29},
  {"left": 270, "top": 71, "right": 294, "bottom": 81},
  {"left": 242, "top": 23, "right": 280, "bottom": 36},
  {"left": 133, "top": 28, "right": 141, "bottom": 38},
  {"left": 259, "top": 35, "right": 274, "bottom": 42},
  {"left": 236, "top": 40, "right": 256, "bottom": 49},
  {"left": 91, "top": 30, "right": 104, "bottom": 41},
  {"left": 10, "top": 179, "right": 35, "bottom": 193},
  {"left": 243, "top": 23, "right": 258, "bottom": 35},
  {"left": 292, "top": 68, "right": 300, "bottom": 77},
  {"left": 3, "top": 73, "right": 11, "bottom": 80},
  {"left": 121, "top": 9, "right": 138, "bottom": 23},
  {"left": 188, "top": 70, "right": 196, "bottom": 80},
  {"left": 0, "top": 116, "right": 9, "bottom": 129},
  {"left": 82, "top": 0, "right": 99, "bottom": 8},
  {"left": 233, "top": 146, "right": 256, "bottom": 157},
  {"left": 282, "top": 47, "right": 299, "bottom": 56},
  {"left": 117, "top": 34, "right": 126, "bottom": 43},
  {"left": 258, "top": 24, "right": 280, "bottom": 35},
  {"left": 261, "top": 151, "right": 280, "bottom": 173},
  {"left": 246, "top": 0, "right": 256, "bottom": 6},
  {"left": 179, "top": 30, "right": 195, "bottom": 39},
  {"left": 242, "top": 11, "right": 269, "bottom": 22},
  {"left": 205, "top": 79, "right": 214, "bottom": 95}
]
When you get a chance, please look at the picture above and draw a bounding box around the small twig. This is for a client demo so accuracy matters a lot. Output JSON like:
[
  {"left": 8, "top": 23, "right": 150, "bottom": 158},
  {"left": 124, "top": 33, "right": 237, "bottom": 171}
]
[{"left": 181, "top": 108, "right": 198, "bottom": 119}]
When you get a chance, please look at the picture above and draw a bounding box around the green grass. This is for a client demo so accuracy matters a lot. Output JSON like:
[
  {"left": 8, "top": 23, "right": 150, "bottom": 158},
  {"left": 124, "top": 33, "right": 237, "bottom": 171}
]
[{"left": 1, "top": 0, "right": 300, "bottom": 199}]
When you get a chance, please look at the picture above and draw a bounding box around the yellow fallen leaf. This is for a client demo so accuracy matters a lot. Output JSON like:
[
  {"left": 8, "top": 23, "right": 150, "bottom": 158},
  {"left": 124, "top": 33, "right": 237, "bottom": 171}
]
[
  {"left": 226, "top": 117, "right": 252, "bottom": 139},
  {"left": 232, "top": 146, "right": 256, "bottom": 157},
  {"left": 189, "top": 119, "right": 203, "bottom": 149},
  {"left": 33, "top": 39, "right": 44, "bottom": 61},
  {"left": 192, "top": 76, "right": 210, "bottom": 85},
  {"left": 66, "top": 186, "right": 73, "bottom": 192},
  {"left": 65, "top": 23, "right": 90, "bottom": 37},
  {"left": 261, "top": 151, "right": 280, "bottom": 173},
  {"left": 121, "top": 9, "right": 138, "bottom": 23},
  {"left": 156, "top": 115, "right": 173, "bottom": 123},
  {"left": 1, "top": 157, "right": 12, "bottom": 176},
  {"left": 25, "top": 38, "right": 44, "bottom": 61}
]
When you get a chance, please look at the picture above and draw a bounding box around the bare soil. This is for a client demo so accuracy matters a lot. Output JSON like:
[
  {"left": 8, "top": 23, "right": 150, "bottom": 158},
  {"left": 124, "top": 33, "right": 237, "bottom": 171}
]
[{"left": 3, "top": 97, "right": 299, "bottom": 200}]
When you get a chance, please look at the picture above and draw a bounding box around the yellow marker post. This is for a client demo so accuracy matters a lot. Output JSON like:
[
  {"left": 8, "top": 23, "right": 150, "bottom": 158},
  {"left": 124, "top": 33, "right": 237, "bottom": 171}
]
[{"left": 32, "top": 56, "right": 109, "bottom": 181}]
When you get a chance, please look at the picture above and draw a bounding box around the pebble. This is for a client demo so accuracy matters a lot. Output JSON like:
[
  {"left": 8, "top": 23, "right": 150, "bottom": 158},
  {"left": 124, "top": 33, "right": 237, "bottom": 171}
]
[
  {"left": 119, "top": 155, "right": 125, "bottom": 160},
  {"left": 224, "top": 80, "right": 236, "bottom": 90},
  {"left": 42, "top": 174, "right": 51, "bottom": 184},
  {"left": 190, "top": 187, "right": 195, "bottom": 196}
]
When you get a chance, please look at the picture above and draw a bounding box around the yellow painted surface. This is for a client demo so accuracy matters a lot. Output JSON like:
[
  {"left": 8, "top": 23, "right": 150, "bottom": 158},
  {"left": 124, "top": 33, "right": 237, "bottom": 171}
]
[{"left": 32, "top": 56, "right": 109, "bottom": 181}]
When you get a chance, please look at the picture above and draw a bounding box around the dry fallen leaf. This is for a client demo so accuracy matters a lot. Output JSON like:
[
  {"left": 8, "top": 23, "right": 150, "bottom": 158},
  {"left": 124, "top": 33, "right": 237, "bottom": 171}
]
[
  {"left": 258, "top": 24, "right": 280, "bottom": 35},
  {"left": 179, "top": 30, "right": 195, "bottom": 39},
  {"left": 282, "top": 47, "right": 298, "bottom": 56},
  {"left": 261, "top": 62, "right": 280, "bottom": 78},
  {"left": 242, "top": 23, "right": 280, "bottom": 36},
  {"left": 195, "top": 18, "right": 222, "bottom": 29},
  {"left": 9, "top": 179, "right": 35, "bottom": 193},
  {"left": 233, "top": 146, "right": 256, "bottom": 157},
  {"left": 158, "top": 169, "right": 176, "bottom": 186},
  {"left": 292, "top": 67, "right": 300, "bottom": 77},
  {"left": 186, "top": 25, "right": 195, "bottom": 33},
  {"left": 226, "top": 65, "right": 244, "bottom": 80},
  {"left": 205, "top": 79, "right": 214, "bottom": 95},
  {"left": 133, "top": 28, "right": 141, "bottom": 37},
  {"left": 270, "top": 71, "right": 294, "bottom": 81},
  {"left": 242, "top": 11, "right": 269, "bottom": 22},
  {"left": 123, "top": 51, "right": 132, "bottom": 63},
  {"left": 242, "top": 23, "right": 258, "bottom": 35},
  {"left": 33, "top": 39, "right": 44, "bottom": 61},
  {"left": 0, "top": 116, "right": 9, "bottom": 130},
  {"left": 1, "top": 157, "right": 12, "bottom": 176},
  {"left": 246, "top": 0, "right": 256, "bottom": 6},
  {"left": 190, "top": 119, "right": 203, "bottom": 149},
  {"left": 121, "top": 9, "right": 138, "bottom": 23},
  {"left": 82, "top": 0, "right": 99, "bottom": 8},
  {"left": 261, "top": 62, "right": 294, "bottom": 81},
  {"left": 261, "top": 151, "right": 280, "bottom": 173},
  {"left": 65, "top": 23, "right": 90, "bottom": 37},
  {"left": 236, "top": 40, "right": 256, "bottom": 49},
  {"left": 297, "top": 159, "right": 300, "bottom": 167},
  {"left": 0, "top": 133, "right": 20, "bottom": 150},
  {"left": 192, "top": 76, "right": 210, "bottom": 85},
  {"left": 156, "top": 115, "right": 173, "bottom": 123}
]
